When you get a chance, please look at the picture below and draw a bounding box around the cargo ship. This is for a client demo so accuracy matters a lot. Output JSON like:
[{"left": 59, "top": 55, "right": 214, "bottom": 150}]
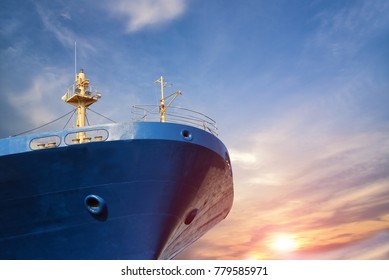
[{"left": 0, "top": 69, "right": 233, "bottom": 259}]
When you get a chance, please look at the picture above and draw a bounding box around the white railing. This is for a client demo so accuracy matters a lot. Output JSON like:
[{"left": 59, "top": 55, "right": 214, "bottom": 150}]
[
  {"left": 131, "top": 105, "right": 218, "bottom": 136},
  {"left": 63, "top": 83, "right": 101, "bottom": 101}
]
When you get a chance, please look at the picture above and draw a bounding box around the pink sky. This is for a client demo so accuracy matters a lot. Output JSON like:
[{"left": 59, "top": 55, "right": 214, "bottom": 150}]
[{"left": 177, "top": 96, "right": 389, "bottom": 260}]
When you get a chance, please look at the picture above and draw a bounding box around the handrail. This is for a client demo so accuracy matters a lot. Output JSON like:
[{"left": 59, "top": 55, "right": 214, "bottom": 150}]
[
  {"left": 63, "top": 83, "right": 101, "bottom": 101},
  {"left": 131, "top": 105, "right": 218, "bottom": 136}
]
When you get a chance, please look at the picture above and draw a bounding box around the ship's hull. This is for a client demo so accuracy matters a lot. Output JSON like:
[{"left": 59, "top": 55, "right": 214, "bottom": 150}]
[{"left": 0, "top": 122, "right": 233, "bottom": 259}]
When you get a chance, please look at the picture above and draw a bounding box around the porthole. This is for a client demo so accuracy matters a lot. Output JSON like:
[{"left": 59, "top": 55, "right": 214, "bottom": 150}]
[{"left": 184, "top": 208, "right": 199, "bottom": 225}]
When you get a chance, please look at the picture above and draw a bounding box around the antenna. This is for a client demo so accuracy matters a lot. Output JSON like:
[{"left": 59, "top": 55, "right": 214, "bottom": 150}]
[{"left": 74, "top": 41, "right": 77, "bottom": 80}]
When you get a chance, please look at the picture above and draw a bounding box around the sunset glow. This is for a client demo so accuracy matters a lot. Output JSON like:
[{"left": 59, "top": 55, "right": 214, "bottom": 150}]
[{"left": 271, "top": 234, "right": 298, "bottom": 253}]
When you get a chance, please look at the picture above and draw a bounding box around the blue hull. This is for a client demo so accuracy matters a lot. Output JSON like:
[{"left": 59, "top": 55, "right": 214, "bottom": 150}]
[{"left": 0, "top": 122, "right": 233, "bottom": 259}]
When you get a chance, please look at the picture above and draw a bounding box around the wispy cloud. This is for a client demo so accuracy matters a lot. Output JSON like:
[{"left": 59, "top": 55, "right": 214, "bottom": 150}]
[
  {"left": 7, "top": 68, "right": 70, "bottom": 131},
  {"left": 299, "top": 230, "right": 389, "bottom": 259},
  {"left": 311, "top": 0, "right": 389, "bottom": 56},
  {"left": 34, "top": 2, "right": 97, "bottom": 54},
  {"left": 229, "top": 149, "right": 257, "bottom": 167},
  {"left": 60, "top": 9, "right": 72, "bottom": 21},
  {"left": 35, "top": 4, "right": 74, "bottom": 49},
  {"left": 107, "top": 0, "right": 187, "bottom": 32}
]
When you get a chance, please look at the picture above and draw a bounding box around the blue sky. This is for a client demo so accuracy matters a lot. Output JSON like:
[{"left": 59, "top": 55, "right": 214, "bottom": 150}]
[{"left": 1, "top": 0, "right": 389, "bottom": 259}]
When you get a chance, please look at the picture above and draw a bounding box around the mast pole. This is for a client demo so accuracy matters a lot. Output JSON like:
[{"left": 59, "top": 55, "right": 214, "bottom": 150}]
[
  {"left": 76, "top": 69, "right": 87, "bottom": 141},
  {"left": 74, "top": 41, "right": 77, "bottom": 81},
  {"left": 159, "top": 76, "right": 166, "bottom": 122}
]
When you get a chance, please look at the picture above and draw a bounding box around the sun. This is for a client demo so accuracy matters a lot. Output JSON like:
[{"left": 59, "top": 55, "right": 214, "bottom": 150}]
[{"left": 271, "top": 234, "right": 298, "bottom": 252}]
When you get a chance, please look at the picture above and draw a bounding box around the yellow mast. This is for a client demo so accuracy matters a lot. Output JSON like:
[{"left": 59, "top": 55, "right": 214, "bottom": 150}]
[
  {"left": 63, "top": 69, "right": 100, "bottom": 143},
  {"left": 155, "top": 76, "right": 182, "bottom": 123},
  {"left": 158, "top": 76, "right": 166, "bottom": 122}
]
